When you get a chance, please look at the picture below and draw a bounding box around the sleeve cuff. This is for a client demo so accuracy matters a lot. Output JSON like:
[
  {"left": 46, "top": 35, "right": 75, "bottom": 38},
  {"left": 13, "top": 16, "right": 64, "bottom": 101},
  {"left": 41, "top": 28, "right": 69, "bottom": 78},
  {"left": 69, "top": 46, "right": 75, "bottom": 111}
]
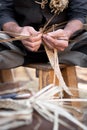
[{"left": 0, "top": 16, "right": 16, "bottom": 30}]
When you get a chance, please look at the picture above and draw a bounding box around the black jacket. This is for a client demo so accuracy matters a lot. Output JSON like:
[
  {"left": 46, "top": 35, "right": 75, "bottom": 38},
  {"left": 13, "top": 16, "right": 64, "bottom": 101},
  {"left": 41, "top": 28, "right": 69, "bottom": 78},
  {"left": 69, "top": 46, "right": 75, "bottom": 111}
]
[
  {"left": 0, "top": 0, "right": 87, "bottom": 30},
  {"left": 14, "top": 0, "right": 68, "bottom": 29}
]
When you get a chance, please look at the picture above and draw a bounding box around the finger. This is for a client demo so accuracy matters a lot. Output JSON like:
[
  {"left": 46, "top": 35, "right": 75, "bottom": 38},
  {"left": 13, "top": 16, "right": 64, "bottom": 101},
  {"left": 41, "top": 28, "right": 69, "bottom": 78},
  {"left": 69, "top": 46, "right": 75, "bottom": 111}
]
[
  {"left": 43, "top": 38, "right": 65, "bottom": 51},
  {"left": 22, "top": 40, "right": 42, "bottom": 48},
  {"left": 56, "top": 39, "right": 68, "bottom": 48},
  {"left": 29, "top": 27, "right": 42, "bottom": 36},
  {"left": 23, "top": 33, "right": 42, "bottom": 42},
  {"left": 22, "top": 34, "right": 42, "bottom": 42},
  {"left": 43, "top": 35, "right": 68, "bottom": 48},
  {"left": 25, "top": 44, "right": 40, "bottom": 52},
  {"left": 56, "top": 46, "right": 66, "bottom": 51},
  {"left": 42, "top": 38, "right": 54, "bottom": 50},
  {"left": 43, "top": 35, "right": 57, "bottom": 48},
  {"left": 47, "top": 29, "right": 65, "bottom": 38},
  {"left": 29, "top": 33, "right": 42, "bottom": 42}
]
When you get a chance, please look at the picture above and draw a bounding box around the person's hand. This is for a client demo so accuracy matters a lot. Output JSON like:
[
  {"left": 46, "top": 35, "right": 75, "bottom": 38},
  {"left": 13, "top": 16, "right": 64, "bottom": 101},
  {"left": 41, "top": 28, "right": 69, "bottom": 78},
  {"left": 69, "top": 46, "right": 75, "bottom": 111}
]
[
  {"left": 19, "top": 26, "right": 42, "bottom": 51},
  {"left": 42, "top": 29, "right": 69, "bottom": 51}
]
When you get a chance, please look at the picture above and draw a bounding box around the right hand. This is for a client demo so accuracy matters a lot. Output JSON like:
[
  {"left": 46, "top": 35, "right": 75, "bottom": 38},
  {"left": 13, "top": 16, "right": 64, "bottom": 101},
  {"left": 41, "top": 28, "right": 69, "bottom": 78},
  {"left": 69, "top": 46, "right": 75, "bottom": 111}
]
[
  {"left": 42, "top": 29, "right": 69, "bottom": 51},
  {"left": 19, "top": 26, "right": 42, "bottom": 52}
]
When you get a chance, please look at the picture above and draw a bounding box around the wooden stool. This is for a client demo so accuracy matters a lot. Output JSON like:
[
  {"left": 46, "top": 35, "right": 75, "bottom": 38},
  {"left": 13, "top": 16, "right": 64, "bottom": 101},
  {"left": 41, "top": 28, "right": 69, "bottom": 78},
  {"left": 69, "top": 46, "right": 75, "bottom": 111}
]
[
  {"left": 27, "top": 63, "right": 80, "bottom": 108},
  {"left": 27, "top": 63, "right": 77, "bottom": 89},
  {"left": 0, "top": 64, "right": 80, "bottom": 108}
]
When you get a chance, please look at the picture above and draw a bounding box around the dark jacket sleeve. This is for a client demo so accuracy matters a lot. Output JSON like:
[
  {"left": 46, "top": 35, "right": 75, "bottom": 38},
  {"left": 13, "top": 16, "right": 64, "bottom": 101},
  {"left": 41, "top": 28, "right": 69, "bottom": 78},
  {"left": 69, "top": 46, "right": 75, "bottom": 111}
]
[
  {"left": 0, "top": 0, "right": 16, "bottom": 29},
  {"left": 68, "top": 0, "right": 87, "bottom": 23}
]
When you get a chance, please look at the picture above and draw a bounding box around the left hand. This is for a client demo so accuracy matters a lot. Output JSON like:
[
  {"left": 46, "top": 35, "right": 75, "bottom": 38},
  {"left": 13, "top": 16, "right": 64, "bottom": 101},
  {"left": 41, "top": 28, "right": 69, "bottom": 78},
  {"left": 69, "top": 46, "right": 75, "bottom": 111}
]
[{"left": 42, "top": 29, "right": 69, "bottom": 51}]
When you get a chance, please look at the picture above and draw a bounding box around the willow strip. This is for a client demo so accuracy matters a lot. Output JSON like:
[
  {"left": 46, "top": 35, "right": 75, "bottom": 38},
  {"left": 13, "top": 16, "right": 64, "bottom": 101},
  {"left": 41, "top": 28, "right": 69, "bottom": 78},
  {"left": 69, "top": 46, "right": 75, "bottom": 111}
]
[{"left": 0, "top": 85, "right": 87, "bottom": 130}]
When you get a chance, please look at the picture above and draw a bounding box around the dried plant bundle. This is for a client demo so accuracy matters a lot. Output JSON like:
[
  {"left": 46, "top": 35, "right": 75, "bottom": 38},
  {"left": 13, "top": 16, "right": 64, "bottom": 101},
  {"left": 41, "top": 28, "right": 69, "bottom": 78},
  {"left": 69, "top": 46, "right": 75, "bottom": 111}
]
[
  {"left": 50, "top": 0, "right": 69, "bottom": 13},
  {"left": 0, "top": 84, "right": 87, "bottom": 130},
  {"left": 35, "top": 0, "right": 69, "bottom": 14}
]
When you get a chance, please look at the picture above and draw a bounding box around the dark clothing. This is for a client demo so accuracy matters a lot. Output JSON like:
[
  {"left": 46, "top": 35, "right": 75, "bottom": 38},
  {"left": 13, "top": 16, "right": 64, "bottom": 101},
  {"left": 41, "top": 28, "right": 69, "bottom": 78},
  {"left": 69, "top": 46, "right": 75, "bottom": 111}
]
[
  {"left": 0, "top": 0, "right": 87, "bottom": 30},
  {"left": 0, "top": 0, "right": 87, "bottom": 69}
]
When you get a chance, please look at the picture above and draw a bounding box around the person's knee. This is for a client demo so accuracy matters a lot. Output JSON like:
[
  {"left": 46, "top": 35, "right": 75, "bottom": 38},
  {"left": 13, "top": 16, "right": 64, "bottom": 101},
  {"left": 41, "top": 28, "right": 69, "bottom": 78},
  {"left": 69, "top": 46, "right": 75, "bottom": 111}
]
[{"left": 0, "top": 51, "right": 24, "bottom": 69}]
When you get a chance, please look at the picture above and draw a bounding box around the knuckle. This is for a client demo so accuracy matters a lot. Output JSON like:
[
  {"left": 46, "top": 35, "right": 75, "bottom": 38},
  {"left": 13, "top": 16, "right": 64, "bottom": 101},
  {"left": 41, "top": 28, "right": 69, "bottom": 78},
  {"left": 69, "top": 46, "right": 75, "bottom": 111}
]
[
  {"left": 55, "top": 42, "right": 58, "bottom": 46},
  {"left": 32, "top": 49, "right": 35, "bottom": 51},
  {"left": 60, "top": 49, "right": 64, "bottom": 51},
  {"left": 31, "top": 43, "right": 35, "bottom": 48},
  {"left": 64, "top": 42, "right": 68, "bottom": 47}
]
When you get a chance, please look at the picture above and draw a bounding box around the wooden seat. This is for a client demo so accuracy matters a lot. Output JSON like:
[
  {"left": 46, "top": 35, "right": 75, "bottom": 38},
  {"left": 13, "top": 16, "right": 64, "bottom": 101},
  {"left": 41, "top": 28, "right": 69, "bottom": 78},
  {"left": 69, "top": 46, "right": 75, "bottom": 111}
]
[
  {"left": 0, "top": 63, "right": 80, "bottom": 108},
  {"left": 26, "top": 63, "right": 78, "bottom": 90},
  {"left": 26, "top": 63, "right": 80, "bottom": 108}
]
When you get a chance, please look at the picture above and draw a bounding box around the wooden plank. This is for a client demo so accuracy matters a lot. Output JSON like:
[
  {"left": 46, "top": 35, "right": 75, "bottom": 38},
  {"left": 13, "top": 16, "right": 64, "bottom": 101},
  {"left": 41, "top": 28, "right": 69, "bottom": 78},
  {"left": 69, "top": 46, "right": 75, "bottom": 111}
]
[
  {"left": 39, "top": 69, "right": 59, "bottom": 89},
  {"left": 0, "top": 69, "right": 14, "bottom": 82},
  {"left": 26, "top": 63, "right": 67, "bottom": 70},
  {"left": 61, "top": 66, "right": 80, "bottom": 109}
]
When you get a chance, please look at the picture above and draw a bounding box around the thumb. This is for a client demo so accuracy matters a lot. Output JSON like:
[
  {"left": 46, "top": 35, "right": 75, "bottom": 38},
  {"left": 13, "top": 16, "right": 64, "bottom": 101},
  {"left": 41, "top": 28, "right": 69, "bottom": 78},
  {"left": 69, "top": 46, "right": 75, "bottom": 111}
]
[
  {"left": 29, "top": 27, "right": 40, "bottom": 36},
  {"left": 47, "top": 29, "right": 65, "bottom": 38}
]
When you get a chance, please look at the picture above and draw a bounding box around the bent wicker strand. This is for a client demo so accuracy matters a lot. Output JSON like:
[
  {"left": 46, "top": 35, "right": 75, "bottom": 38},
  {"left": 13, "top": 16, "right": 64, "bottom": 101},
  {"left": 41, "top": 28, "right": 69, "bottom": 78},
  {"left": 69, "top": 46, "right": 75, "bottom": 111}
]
[
  {"left": 0, "top": 85, "right": 87, "bottom": 129},
  {"left": 0, "top": 99, "right": 29, "bottom": 110},
  {"left": 44, "top": 45, "right": 72, "bottom": 96},
  {"left": 0, "top": 121, "right": 30, "bottom": 130}
]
